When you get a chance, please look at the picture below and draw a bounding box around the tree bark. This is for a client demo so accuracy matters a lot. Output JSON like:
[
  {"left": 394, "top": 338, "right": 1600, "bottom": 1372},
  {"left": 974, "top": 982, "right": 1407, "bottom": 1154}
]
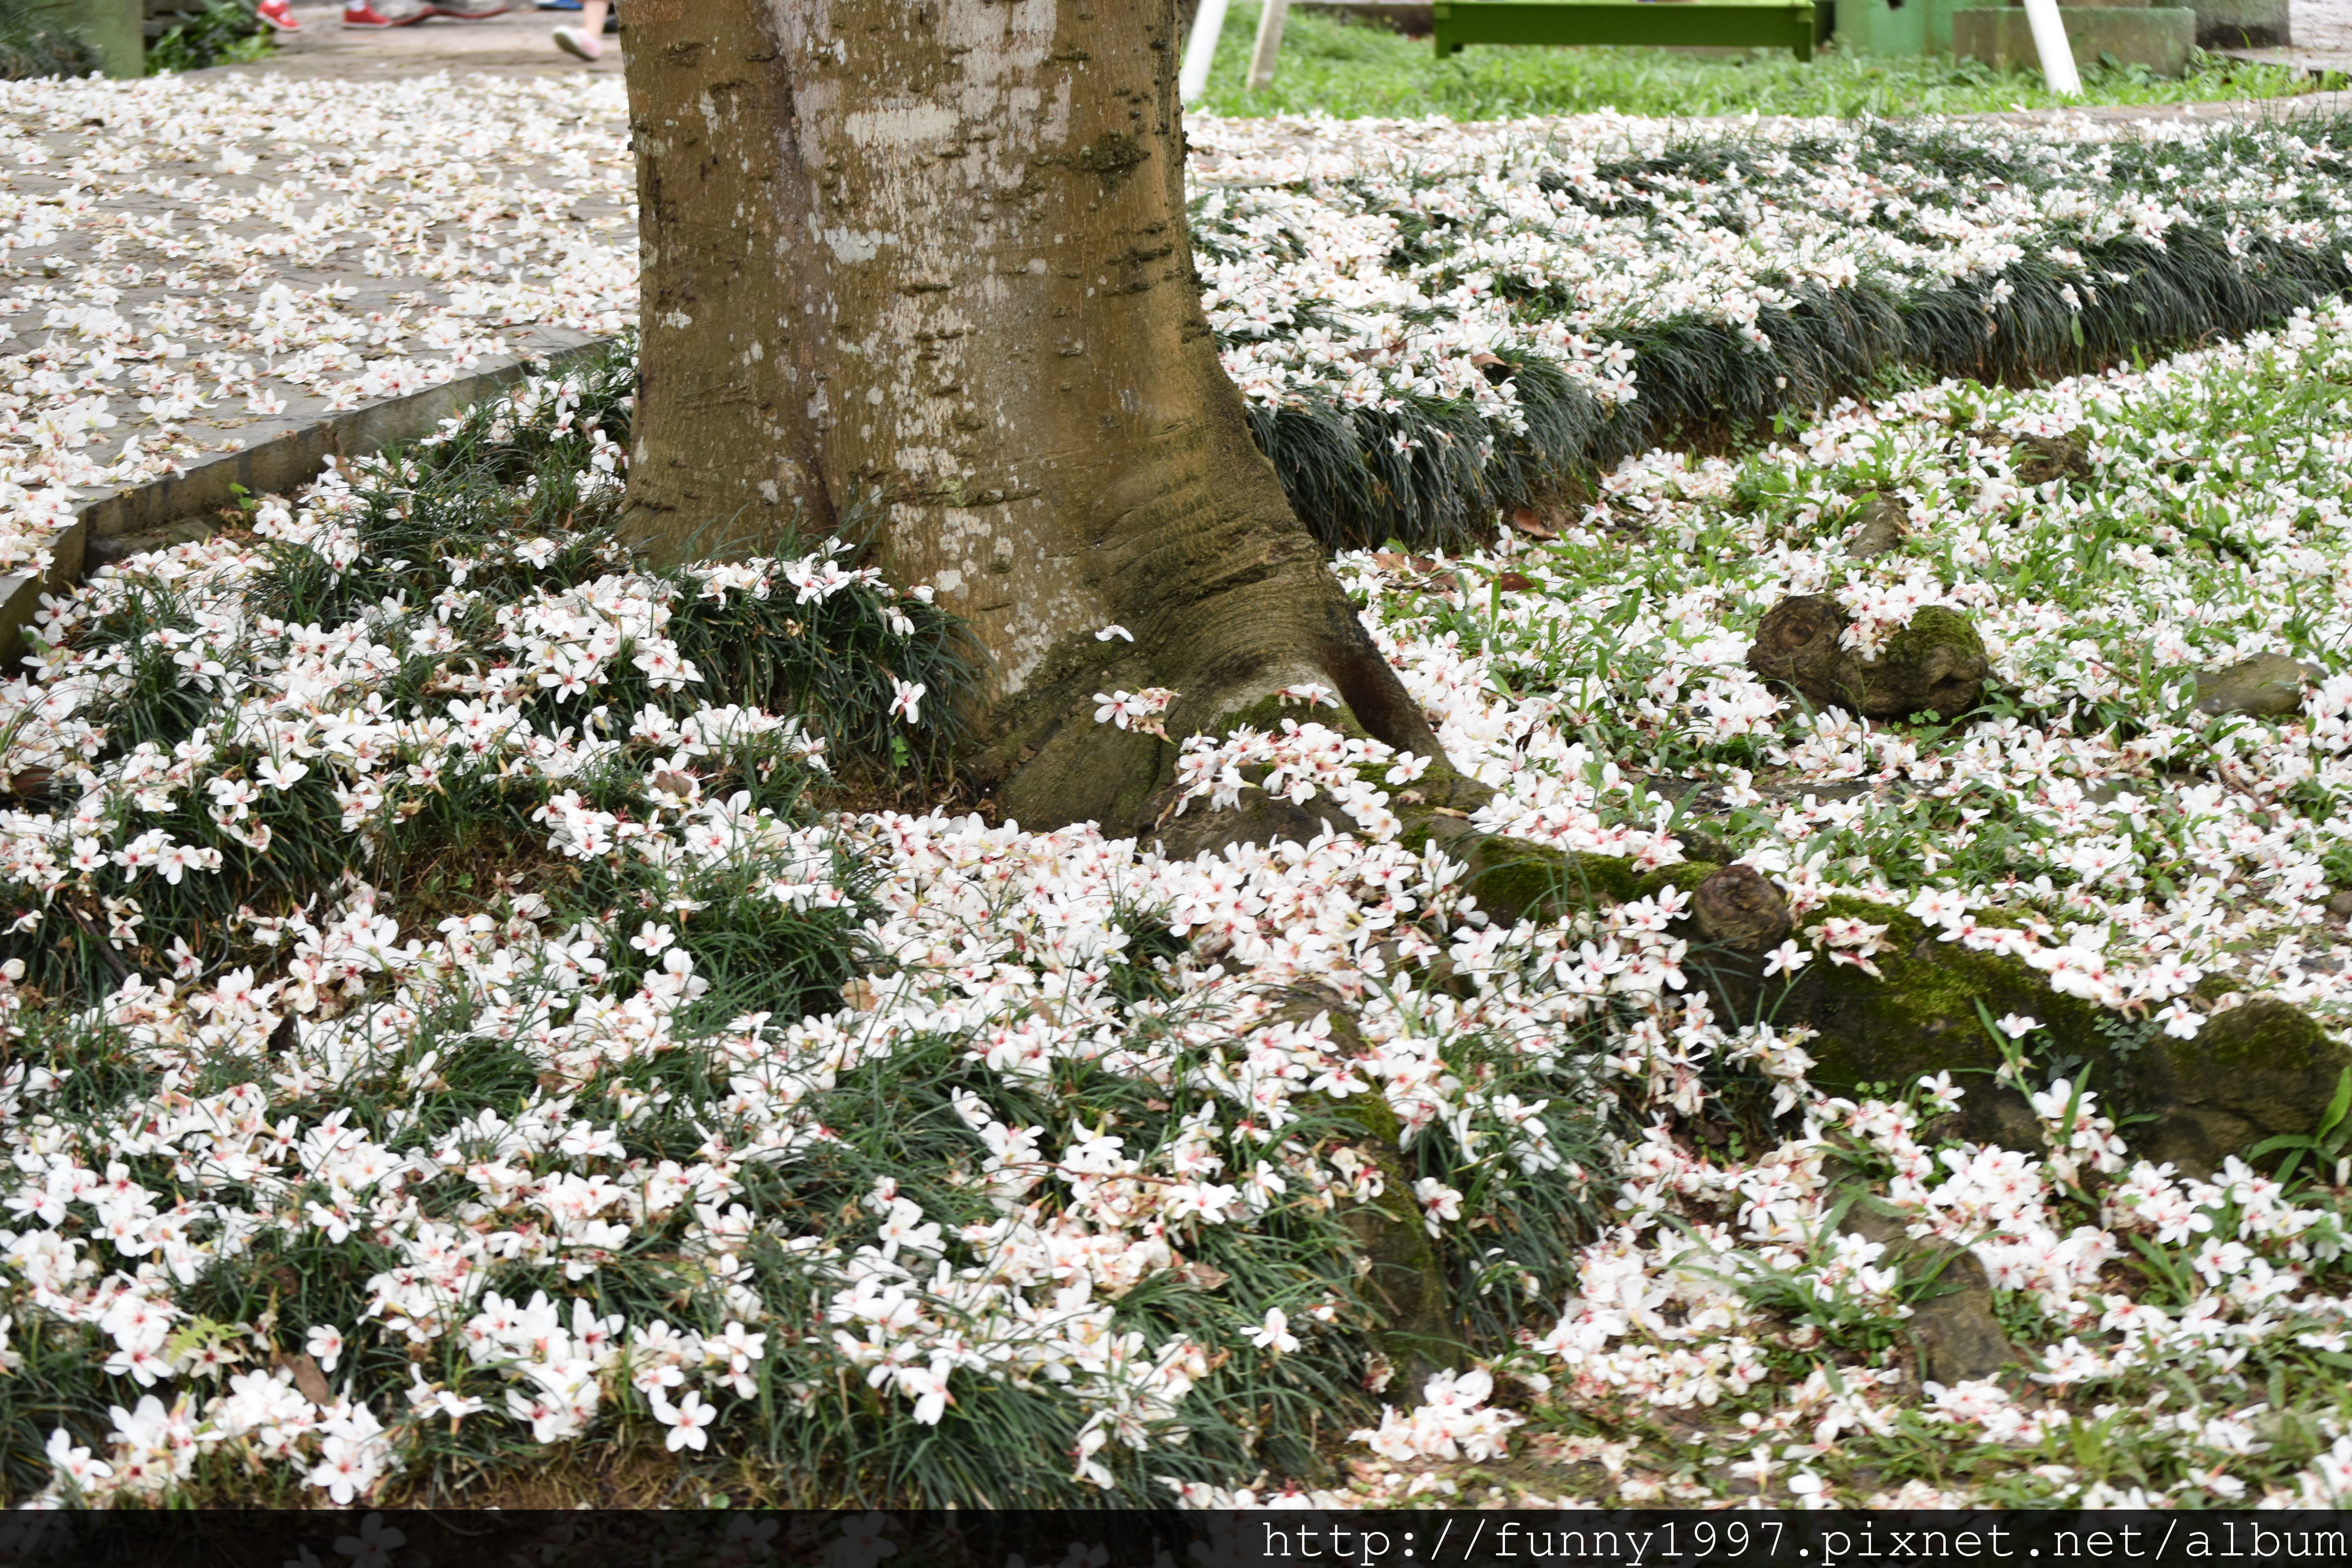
[{"left": 619, "top": 0, "right": 1438, "bottom": 832}]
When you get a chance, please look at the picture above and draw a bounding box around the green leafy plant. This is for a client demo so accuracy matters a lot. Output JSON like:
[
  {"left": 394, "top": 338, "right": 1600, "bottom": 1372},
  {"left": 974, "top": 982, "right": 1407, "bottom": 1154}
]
[
  {"left": 2250, "top": 1066, "right": 2352, "bottom": 1187},
  {"left": 147, "top": 1, "right": 272, "bottom": 74}
]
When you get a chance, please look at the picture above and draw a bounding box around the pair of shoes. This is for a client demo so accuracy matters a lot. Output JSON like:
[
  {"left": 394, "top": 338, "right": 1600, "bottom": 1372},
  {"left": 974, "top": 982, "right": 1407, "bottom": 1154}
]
[
  {"left": 344, "top": 0, "right": 511, "bottom": 26},
  {"left": 256, "top": 0, "right": 299, "bottom": 30},
  {"left": 552, "top": 24, "right": 600, "bottom": 59}
]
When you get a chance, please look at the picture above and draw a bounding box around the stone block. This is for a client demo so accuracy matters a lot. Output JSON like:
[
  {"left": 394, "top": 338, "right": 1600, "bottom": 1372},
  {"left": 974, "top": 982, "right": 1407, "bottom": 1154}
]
[
  {"left": 1953, "top": 5, "right": 2195, "bottom": 73},
  {"left": 2190, "top": 0, "right": 2288, "bottom": 48},
  {"left": 1299, "top": 1, "right": 1434, "bottom": 31}
]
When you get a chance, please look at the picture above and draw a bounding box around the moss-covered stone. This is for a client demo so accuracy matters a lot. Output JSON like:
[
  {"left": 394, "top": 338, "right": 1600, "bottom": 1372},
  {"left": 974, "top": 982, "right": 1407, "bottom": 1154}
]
[
  {"left": 1837, "top": 1194, "right": 2016, "bottom": 1385},
  {"left": 2129, "top": 999, "right": 2348, "bottom": 1172},
  {"left": 1636, "top": 861, "right": 1721, "bottom": 902},
  {"left": 1748, "top": 596, "right": 1989, "bottom": 720},
  {"left": 1780, "top": 898, "right": 2095, "bottom": 1149},
  {"left": 1774, "top": 898, "right": 2352, "bottom": 1172},
  {"left": 1846, "top": 492, "right": 1911, "bottom": 559},
  {"left": 2194, "top": 653, "right": 2323, "bottom": 719}
]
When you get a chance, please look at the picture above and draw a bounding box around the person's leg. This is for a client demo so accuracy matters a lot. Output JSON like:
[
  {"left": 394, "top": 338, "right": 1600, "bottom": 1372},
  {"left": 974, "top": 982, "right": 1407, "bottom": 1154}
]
[
  {"left": 344, "top": 0, "right": 428, "bottom": 25},
  {"left": 553, "top": 0, "right": 609, "bottom": 59}
]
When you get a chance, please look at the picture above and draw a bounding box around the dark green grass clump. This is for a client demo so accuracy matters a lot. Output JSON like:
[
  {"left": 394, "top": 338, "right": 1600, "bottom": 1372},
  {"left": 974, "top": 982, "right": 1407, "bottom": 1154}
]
[
  {"left": 7, "top": 340, "right": 971, "bottom": 1009},
  {"left": 1214, "top": 118, "right": 2352, "bottom": 552}
]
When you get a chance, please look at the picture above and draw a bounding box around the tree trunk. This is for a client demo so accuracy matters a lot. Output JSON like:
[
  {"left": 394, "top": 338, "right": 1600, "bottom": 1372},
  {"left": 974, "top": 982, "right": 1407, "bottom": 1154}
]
[{"left": 619, "top": 0, "right": 1437, "bottom": 832}]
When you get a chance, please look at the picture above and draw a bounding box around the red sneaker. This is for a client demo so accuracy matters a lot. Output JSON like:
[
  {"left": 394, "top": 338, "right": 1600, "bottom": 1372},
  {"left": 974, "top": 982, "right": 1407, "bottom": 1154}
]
[
  {"left": 256, "top": 0, "right": 299, "bottom": 30},
  {"left": 343, "top": 1, "right": 427, "bottom": 25}
]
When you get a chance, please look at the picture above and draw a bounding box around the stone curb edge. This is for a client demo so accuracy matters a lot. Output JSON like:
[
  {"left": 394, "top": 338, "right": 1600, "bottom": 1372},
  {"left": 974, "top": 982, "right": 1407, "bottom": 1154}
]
[{"left": 0, "top": 336, "right": 621, "bottom": 670}]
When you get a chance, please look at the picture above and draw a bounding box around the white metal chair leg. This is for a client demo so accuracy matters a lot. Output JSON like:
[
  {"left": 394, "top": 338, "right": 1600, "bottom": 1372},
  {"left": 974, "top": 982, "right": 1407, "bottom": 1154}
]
[
  {"left": 2022, "top": 0, "right": 2083, "bottom": 96},
  {"left": 1248, "top": 0, "right": 1293, "bottom": 92},
  {"left": 1181, "top": 0, "right": 1234, "bottom": 103}
]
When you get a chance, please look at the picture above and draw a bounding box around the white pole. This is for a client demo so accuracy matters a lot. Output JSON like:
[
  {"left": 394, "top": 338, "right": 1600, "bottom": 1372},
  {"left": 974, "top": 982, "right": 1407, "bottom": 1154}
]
[
  {"left": 1248, "top": 0, "right": 1292, "bottom": 92},
  {"left": 1181, "top": 0, "right": 1233, "bottom": 103},
  {"left": 2020, "top": 0, "right": 2082, "bottom": 96}
]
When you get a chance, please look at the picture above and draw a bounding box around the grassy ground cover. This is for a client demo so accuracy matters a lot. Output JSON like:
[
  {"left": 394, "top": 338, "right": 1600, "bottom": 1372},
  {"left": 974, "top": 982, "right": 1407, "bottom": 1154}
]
[
  {"left": 13, "top": 39, "right": 2352, "bottom": 1517},
  {"left": 1192, "top": 2, "right": 2328, "bottom": 120},
  {"left": 9, "top": 302, "right": 2352, "bottom": 1506},
  {"left": 1311, "top": 299, "right": 2352, "bottom": 1508},
  {"left": 1191, "top": 111, "right": 2352, "bottom": 551},
  {"left": 13, "top": 73, "right": 2352, "bottom": 584}
]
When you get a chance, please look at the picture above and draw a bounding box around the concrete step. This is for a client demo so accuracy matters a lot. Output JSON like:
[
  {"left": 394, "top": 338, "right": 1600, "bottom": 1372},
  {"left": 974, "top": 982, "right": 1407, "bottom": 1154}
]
[
  {"left": 1955, "top": 4, "right": 2198, "bottom": 72},
  {"left": 0, "top": 337, "right": 614, "bottom": 667}
]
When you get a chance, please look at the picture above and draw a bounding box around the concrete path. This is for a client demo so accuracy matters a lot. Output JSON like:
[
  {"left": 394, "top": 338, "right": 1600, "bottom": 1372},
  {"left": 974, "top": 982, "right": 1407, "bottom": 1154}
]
[{"left": 224, "top": 0, "right": 622, "bottom": 81}]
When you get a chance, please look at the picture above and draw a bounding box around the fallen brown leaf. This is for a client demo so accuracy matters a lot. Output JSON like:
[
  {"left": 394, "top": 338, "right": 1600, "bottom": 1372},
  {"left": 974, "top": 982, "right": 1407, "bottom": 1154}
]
[
  {"left": 1174, "top": 1259, "right": 1232, "bottom": 1290},
  {"left": 283, "top": 1351, "right": 334, "bottom": 1407}
]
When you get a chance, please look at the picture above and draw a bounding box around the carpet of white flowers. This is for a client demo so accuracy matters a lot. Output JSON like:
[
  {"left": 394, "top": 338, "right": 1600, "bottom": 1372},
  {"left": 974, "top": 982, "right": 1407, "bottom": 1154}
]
[
  {"left": 11, "top": 70, "right": 2352, "bottom": 573},
  {"left": 0, "top": 68, "right": 632, "bottom": 574},
  {"left": 1189, "top": 108, "right": 2346, "bottom": 411},
  {"left": 7, "top": 61, "right": 2352, "bottom": 1506},
  {"left": 1299, "top": 299, "right": 2352, "bottom": 1511},
  {"left": 4, "top": 290, "right": 2352, "bottom": 1506}
]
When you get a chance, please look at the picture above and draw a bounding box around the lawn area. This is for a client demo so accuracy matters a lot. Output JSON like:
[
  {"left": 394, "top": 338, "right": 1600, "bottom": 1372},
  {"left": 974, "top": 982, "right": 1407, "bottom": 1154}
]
[{"left": 1192, "top": 1, "right": 2333, "bottom": 118}]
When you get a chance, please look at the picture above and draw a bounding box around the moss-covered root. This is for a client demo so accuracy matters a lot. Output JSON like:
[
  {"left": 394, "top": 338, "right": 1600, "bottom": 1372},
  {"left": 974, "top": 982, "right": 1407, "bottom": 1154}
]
[
  {"left": 1389, "top": 831, "right": 2352, "bottom": 1175},
  {"left": 1132, "top": 697, "right": 2352, "bottom": 1175},
  {"left": 1270, "top": 992, "right": 1462, "bottom": 1388},
  {"left": 1778, "top": 900, "right": 2352, "bottom": 1172}
]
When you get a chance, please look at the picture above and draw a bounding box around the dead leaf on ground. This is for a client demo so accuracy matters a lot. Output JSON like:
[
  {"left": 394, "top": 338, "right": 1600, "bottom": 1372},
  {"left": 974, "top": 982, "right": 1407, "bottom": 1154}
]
[
  {"left": 1173, "top": 1259, "right": 1232, "bottom": 1290},
  {"left": 278, "top": 1350, "right": 334, "bottom": 1407},
  {"left": 1508, "top": 507, "right": 1558, "bottom": 540}
]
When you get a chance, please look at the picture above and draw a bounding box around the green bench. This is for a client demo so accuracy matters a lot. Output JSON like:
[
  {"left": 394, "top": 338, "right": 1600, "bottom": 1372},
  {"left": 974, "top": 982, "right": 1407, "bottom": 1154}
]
[{"left": 1431, "top": 0, "right": 1831, "bottom": 61}]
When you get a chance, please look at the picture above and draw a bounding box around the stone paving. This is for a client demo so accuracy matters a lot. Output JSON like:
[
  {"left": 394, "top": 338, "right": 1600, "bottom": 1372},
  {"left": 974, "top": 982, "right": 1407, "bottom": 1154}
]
[
  {"left": 0, "top": 60, "right": 633, "bottom": 643},
  {"left": 223, "top": 1, "right": 623, "bottom": 82},
  {"left": 2297, "top": 0, "right": 2352, "bottom": 54}
]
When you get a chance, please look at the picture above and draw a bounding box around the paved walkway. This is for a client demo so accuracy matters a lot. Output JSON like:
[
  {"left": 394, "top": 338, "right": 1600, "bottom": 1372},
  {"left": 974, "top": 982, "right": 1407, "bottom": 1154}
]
[
  {"left": 227, "top": 1, "right": 622, "bottom": 81},
  {"left": 2270, "top": 0, "right": 2352, "bottom": 70}
]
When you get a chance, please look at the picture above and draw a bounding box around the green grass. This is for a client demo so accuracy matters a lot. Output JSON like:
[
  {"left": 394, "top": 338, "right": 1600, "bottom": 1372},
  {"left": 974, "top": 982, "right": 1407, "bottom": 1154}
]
[{"left": 1193, "top": 3, "right": 2328, "bottom": 120}]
